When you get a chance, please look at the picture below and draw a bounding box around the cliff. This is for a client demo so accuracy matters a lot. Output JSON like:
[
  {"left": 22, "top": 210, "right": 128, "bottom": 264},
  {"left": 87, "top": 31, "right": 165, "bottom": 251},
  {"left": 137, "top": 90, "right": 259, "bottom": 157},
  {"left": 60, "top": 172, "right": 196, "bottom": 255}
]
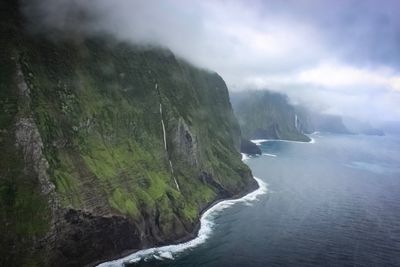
[
  {"left": 240, "top": 138, "right": 261, "bottom": 155},
  {"left": 308, "top": 114, "right": 351, "bottom": 134},
  {"left": 231, "top": 91, "right": 311, "bottom": 142},
  {"left": 342, "top": 117, "right": 384, "bottom": 136},
  {"left": 0, "top": 1, "right": 256, "bottom": 266}
]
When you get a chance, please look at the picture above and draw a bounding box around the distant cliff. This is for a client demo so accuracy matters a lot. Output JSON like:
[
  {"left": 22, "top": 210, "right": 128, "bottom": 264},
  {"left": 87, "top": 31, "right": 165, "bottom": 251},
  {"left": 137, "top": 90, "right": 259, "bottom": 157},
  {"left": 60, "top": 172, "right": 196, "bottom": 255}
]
[
  {"left": 307, "top": 114, "right": 351, "bottom": 134},
  {"left": 231, "top": 90, "right": 357, "bottom": 140},
  {"left": 0, "top": 1, "right": 256, "bottom": 266},
  {"left": 342, "top": 117, "right": 384, "bottom": 136},
  {"left": 231, "top": 91, "right": 311, "bottom": 142}
]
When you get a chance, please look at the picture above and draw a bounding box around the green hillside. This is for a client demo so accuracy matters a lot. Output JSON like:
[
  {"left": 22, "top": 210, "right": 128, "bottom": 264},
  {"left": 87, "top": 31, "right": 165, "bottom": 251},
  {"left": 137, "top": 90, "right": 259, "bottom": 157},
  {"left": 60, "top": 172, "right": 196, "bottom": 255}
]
[{"left": 0, "top": 1, "right": 256, "bottom": 266}]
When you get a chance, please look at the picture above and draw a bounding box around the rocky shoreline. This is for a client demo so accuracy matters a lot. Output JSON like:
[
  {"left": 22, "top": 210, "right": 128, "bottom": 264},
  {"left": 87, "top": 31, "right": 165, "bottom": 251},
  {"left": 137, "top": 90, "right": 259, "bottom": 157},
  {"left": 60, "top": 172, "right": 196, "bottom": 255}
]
[{"left": 95, "top": 175, "right": 261, "bottom": 267}]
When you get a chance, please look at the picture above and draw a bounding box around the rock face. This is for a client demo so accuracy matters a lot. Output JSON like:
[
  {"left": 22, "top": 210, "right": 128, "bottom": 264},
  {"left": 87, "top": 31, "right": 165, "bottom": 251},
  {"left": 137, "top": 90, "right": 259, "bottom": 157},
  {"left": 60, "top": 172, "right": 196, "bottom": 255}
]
[
  {"left": 0, "top": 1, "right": 257, "bottom": 266},
  {"left": 173, "top": 118, "right": 199, "bottom": 167},
  {"left": 231, "top": 90, "right": 354, "bottom": 139},
  {"left": 231, "top": 91, "right": 311, "bottom": 142},
  {"left": 309, "top": 114, "right": 351, "bottom": 134},
  {"left": 240, "top": 139, "right": 261, "bottom": 155},
  {"left": 251, "top": 125, "right": 281, "bottom": 140}
]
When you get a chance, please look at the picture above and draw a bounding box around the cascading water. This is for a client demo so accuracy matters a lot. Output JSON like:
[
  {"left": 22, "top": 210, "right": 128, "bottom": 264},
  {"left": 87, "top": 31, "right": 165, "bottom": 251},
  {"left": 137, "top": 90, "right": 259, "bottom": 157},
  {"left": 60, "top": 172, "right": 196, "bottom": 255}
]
[{"left": 156, "top": 83, "right": 180, "bottom": 191}]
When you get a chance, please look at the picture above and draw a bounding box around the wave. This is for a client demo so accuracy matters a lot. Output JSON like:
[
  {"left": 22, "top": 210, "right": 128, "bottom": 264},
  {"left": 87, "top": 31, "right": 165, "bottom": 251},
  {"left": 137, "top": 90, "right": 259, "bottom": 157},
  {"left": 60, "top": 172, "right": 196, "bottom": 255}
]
[
  {"left": 250, "top": 139, "right": 269, "bottom": 146},
  {"left": 262, "top": 153, "right": 277, "bottom": 157},
  {"left": 97, "top": 177, "right": 268, "bottom": 267},
  {"left": 241, "top": 153, "right": 251, "bottom": 161},
  {"left": 251, "top": 137, "right": 315, "bottom": 145}
]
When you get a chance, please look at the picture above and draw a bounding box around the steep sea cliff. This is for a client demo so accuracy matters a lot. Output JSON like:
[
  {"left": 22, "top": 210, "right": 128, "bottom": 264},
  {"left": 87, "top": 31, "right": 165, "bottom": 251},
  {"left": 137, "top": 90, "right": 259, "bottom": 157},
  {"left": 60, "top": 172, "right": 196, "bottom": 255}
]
[
  {"left": 231, "top": 91, "right": 310, "bottom": 142},
  {"left": 0, "top": 1, "right": 256, "bottom": 266}
]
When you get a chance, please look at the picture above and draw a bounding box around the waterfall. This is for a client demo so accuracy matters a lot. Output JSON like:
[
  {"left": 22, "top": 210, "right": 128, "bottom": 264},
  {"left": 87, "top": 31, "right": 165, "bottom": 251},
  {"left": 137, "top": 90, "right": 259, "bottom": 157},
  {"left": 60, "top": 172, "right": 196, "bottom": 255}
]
[
  {"left": 169, "top": 160, "right": 180, "bottom": 191},
  {"left": 157, "top": 83, "right": 180, "bottom": 191},
  {"left": 295, "top": 114, "right": 298, "bottom": 130},
  {"left": 160, "top": 104, "right": 167, "bottom": 151}
]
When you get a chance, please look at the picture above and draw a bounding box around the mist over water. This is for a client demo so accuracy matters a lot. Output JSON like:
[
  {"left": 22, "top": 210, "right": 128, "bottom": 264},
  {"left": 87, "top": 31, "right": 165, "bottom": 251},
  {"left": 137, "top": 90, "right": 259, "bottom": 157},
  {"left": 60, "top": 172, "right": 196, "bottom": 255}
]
[{"left": 126, "top": 133, "right": 400, "bottom": 267}]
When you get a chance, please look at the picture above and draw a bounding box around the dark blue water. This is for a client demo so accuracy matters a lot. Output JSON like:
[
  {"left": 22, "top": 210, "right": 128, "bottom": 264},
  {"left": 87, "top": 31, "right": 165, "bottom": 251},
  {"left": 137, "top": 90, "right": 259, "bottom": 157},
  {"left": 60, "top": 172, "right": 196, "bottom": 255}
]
[{"left": 130, "top": 133, "right": 400, "bottom": 267}]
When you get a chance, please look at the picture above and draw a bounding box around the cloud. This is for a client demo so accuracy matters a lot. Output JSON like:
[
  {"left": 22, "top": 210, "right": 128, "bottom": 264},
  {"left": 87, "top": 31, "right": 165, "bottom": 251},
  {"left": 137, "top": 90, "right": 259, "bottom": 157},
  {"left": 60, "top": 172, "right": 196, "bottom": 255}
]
[
  {"left": 297, "top": 63, "right": 400, "bottom": 93},
  {"left": 237, "top": 61, "right": 400, "bottom": 121},
  {"left": 23, "top": 0, "right": 400, "bottom": 123}
]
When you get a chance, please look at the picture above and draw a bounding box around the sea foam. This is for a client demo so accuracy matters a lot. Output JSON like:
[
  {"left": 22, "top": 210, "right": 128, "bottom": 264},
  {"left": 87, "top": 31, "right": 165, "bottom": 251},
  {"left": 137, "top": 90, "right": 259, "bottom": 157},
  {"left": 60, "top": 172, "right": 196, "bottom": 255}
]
[
  {"left": 251, "top": 137, "right": 315, "bottom": 145},
  {"left": 97, "top": 176, "right": 267, "bottom": 267},
  {"left": 250, "top": 139, "right": 269, "bottom": 146},
  {"left": 241, "top": 153, "right": 251, "bottom": 161},
  {"left": 263, "top": 153, "right": 277, "bottom": 157}
]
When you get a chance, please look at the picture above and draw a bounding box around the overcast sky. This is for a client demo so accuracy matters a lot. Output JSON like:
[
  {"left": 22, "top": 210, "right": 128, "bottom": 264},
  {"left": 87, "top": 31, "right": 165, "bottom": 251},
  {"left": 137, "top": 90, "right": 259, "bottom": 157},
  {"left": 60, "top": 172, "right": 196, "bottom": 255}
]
[{"left": 26, "top": 0, "right": 400, "bottom": 122}]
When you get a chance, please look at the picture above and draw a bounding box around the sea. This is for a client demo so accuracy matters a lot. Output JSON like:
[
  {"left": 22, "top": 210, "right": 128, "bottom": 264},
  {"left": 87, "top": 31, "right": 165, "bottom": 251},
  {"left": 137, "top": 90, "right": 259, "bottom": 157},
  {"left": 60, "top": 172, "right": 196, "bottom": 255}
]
[{"left": 100, "top": 133, "right": 400, "bottom": 267}]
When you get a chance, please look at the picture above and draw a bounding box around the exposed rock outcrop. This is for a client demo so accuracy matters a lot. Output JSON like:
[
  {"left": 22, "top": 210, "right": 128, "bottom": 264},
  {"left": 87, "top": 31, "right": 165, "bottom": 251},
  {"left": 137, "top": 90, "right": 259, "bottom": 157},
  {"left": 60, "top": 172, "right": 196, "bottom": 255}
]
[
  {"left": 173, "top": 118, "right": 199, "bottom": 167},
  {"left": 240, "top": 139, "right": 261, "bottom": 155},
  {"left": 15, "top": 62, "right": 56, "bottom": 198}
]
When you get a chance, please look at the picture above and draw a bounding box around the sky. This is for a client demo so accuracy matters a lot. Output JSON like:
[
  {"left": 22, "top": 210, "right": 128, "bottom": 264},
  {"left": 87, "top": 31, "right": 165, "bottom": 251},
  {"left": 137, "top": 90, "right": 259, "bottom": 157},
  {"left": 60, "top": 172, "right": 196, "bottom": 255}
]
[{"left": 24, "top": 0, "right": 400, "bottom": 123}]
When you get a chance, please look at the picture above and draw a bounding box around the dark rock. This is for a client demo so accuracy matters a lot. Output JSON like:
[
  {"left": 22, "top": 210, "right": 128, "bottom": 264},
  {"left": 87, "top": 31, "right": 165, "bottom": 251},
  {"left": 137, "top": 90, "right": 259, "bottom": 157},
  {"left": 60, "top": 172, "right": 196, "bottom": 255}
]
[
  {"left": 199, "top": 171, "right": 231, "bottom": 198},
  {"left": 50, "top": 209, "right": 142, "bottom": 267},
  {"left": 240, "top": 138, "right": 261, "bottom": 155}
]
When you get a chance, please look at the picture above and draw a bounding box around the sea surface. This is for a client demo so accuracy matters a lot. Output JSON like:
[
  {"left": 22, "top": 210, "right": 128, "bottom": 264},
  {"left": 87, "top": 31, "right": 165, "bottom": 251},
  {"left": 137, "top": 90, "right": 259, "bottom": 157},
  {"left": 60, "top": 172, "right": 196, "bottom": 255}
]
[{"left": 109, "top": 133, "right": 400, "bottom": 267}]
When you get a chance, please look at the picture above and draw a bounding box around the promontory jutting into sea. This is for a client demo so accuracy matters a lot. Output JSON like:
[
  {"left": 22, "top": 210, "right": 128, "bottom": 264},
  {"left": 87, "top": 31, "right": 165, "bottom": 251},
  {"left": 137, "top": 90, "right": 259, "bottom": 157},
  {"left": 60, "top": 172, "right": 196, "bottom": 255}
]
[{"left": 1, "top": 0, "right": 400, "bottom": 266}]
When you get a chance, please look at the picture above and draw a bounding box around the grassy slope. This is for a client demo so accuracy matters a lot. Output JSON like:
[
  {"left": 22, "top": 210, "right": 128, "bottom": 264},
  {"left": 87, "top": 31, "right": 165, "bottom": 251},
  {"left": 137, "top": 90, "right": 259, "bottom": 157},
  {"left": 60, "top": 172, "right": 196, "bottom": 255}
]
[
  {"left": 0, "top": 7, "right": 254, "bottom": 263},
  {"left": 21, "top": 36, "right": 250, "bottom": 217}
]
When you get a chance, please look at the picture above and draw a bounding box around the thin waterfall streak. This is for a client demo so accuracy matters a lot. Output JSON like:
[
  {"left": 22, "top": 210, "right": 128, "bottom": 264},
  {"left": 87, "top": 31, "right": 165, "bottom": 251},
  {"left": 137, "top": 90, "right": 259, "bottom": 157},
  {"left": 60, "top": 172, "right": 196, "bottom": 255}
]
[
  {"left": 160, "top": 103, "right": 167, "bottom": 151},
  {"left": 161, "top": 118, "right": 167, "bottom": 151},
  {"left": 169, "top": 160, "right": 180, "bottom": 191},
  {"left": 157, "top": 83, "right": 179, "bottom": 191},
  {"left": 168, "top": 160, "right": 174, "bottom": 174},
  {"left": 174, "top": 178, "right": 180, "bottom": 191}
]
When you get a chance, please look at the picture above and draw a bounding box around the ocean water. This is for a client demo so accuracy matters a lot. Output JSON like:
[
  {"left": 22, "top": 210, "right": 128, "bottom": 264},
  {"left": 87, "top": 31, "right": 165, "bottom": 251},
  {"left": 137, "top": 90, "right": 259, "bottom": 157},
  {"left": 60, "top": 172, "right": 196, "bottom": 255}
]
[{"left": 116, "top": 133, "right": 400, "bottom": 267}]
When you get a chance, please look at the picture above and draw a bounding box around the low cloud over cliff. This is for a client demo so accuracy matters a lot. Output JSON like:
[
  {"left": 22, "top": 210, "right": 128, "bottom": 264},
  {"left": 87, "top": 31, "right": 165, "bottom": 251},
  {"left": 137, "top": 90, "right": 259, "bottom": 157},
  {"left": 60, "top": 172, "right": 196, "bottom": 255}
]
[{"left": 23, "top": 0, "right": 400, "bottom": 122}]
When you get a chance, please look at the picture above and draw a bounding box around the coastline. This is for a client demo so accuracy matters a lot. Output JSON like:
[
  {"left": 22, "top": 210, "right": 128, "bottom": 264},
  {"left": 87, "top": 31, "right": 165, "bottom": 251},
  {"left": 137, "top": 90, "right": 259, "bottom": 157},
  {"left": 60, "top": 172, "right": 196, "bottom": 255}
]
[
  {"left": 96, "top": 176, "right": 267, "bottom": 267},
  {"left": 240, "top": 136, "right": 316, "bottom": 160},
  {"left": 251, "top": 136, "right": 315, "bottom": 146}
]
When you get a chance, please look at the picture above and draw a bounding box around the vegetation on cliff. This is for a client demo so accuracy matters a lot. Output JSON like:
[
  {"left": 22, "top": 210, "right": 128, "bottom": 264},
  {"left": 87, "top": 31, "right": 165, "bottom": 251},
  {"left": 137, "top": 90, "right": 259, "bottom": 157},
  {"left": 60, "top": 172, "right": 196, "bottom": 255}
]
[
  {"left": 0, "top": 1, "right": 256, "bottom": 266},
  {"left": 231, "top": 91, "right": 311, "bottom": 142}
]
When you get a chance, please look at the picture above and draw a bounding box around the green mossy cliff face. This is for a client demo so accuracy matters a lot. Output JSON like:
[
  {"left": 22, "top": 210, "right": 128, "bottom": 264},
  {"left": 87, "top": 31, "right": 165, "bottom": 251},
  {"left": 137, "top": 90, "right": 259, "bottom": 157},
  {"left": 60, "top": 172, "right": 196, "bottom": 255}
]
[
  {"left": 231, "top": 91, "right": 311, "bottom": 142},
  {"left": 0, "top": 2, "right": 256, "bottom": 266}
]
